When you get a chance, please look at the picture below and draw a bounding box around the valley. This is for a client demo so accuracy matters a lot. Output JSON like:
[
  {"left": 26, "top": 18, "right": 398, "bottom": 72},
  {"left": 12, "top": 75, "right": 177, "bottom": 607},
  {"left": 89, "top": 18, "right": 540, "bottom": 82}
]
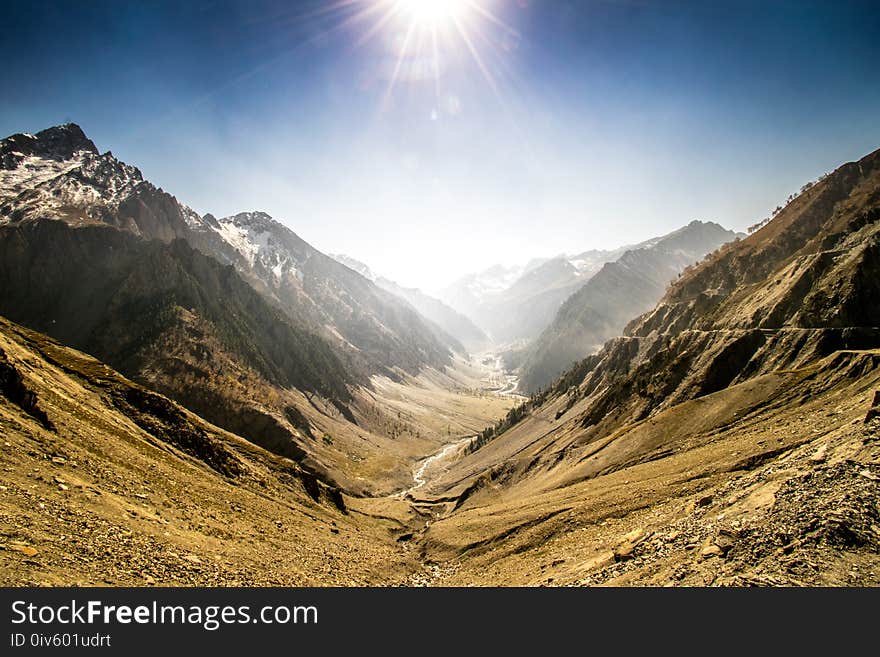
[
  {"left": 0, "top": 316, "right": 515, "bottom": 585},
  {"left": 397, "top": 435, "right": 475, "bottom": 498},
  {"left": 1, "top": 124, "right": 879, "bottom": 588}
]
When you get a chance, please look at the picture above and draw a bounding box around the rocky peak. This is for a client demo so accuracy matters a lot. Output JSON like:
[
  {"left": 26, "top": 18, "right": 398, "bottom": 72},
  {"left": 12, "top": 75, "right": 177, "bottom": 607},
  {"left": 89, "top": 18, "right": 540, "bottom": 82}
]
[
  {"left": 1, "top": 123, "right": 99, "bottom": 171},
  {"left": 228, "top": 211, "right": 275, "bottom": 231},
  {"left": 331, "top": 254, "right": 376, "bottom": 281},
  {"left": 35, "top": 123, "right": 98, "bottom": 156}
]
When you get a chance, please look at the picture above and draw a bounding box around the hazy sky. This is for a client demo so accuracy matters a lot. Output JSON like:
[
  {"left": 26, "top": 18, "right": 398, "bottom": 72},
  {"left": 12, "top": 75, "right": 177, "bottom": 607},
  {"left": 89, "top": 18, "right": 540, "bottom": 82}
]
[{"left": 2, "top": 1, "right": 880, "bottom": 291}]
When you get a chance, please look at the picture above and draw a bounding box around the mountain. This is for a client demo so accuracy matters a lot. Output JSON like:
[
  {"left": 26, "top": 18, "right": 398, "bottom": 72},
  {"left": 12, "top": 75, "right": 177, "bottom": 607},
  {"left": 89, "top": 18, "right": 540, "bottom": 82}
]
[
  {"left": 0, "top": 123, "right": 196, "bottom": 240},
  {"left": 202, "top": 211, "right": 454, "bottom": 377},
  {"left": 439, "top": 259, "right": 559, "bottom": 342},
  {"left": 401, "top": 145, "right": 880, "bottom": 585},
  {"left": 0, "top": 219, "right": 357, "bottom": 474},
  {"left": 438, "top": 236, "right": 690, "bottom": 346},
  {"left": 329, "top": 253, "right": 488, "bottom": 354},
  {"left": 328, "top": 253, "right": 492, "bottom": 354},
  {"left": 375, "top": 277, "right": 491, "bottom": 354},
  {"left": 440, "top": 263, "right": 529, "bottom": 319},
  {"left": 330, "top": 253, "right": 377, "bottom": 281},
  {"left": 518, "top": 220, "right": 739, "bottom": 393},
  {"left": 0, "top": 124, "right": 453, "bottom": 379},
  {"left": 423, "top": 145, "right": 880, "bottom": 498},
  {"left": 0, "top": 123, "right": 477, "bottom": 494}
]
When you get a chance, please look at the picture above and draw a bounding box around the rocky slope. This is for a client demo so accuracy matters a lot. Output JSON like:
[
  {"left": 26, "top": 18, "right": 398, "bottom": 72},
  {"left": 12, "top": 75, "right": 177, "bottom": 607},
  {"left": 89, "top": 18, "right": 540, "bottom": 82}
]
[
  {"left": 409, "top": 349, "right": 880, "bottom": 586},
  {"left": 3, "top": 308, "right": 877, "bottom": 587},
  {"left": 0, "top": 124, "right": 453, "bottom": 379},
  {"left": 518, "top": 220, "right": 739, "bottom": 393},
  {"left": 206, "top": 212, "right": 454, "bottom": 377},
  {"left": 0, "top": 315, "right": 412, "bottom": 586}
]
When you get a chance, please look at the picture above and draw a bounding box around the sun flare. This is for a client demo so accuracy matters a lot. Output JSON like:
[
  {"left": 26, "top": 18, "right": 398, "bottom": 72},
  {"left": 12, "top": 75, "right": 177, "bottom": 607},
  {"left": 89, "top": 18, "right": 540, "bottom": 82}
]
[
  {"left": 395, "top": 0, "right": 471, "bottom": 25},
  {"left": 315, "top": 0, "right": 516, "bottom": 107}
]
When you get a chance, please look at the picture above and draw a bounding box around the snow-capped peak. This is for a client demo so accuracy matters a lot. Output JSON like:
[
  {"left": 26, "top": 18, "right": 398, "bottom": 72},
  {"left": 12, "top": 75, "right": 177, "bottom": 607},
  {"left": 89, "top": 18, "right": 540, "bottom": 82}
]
[
  {"left": 0, "top": 123, "right": 98, "bottom": 167},
  {"left": 0, "top": 125, "right": 144, "bottom": 226},
  {"left": 210, "top": 211, "right": 303, "bottom": 284},
  {"left": 464, "top": 264, "right": 524, "bottom": 298}
]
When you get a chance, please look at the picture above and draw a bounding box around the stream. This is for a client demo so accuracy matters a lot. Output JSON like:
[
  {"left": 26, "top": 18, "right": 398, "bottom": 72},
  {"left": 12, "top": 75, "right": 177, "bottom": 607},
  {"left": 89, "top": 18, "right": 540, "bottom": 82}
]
[
  {"left": 397, "top": 435, "right": 475, "bottom": 499},
  {"left": 475, "top": 351, "right": 524, "bottom": 398},
  {"left": 395, "top": 350, "right": 522, "bottom": 499}
]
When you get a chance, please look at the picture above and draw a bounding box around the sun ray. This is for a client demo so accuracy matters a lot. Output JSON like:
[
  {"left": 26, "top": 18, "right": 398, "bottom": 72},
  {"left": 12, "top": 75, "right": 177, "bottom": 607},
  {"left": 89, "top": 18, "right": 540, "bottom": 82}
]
[
  {"left": 352, "top": 7, "right": 400, "bottom": 47},
  {"left": 431, "top": 24, "right": 441, "bottom": 100},
  {"left": 468, "top": 1, "right": 517, "bottom": 35},
  {"left": 451, "top": 13, "right": 501, "bottom": 98},
  {"left": 382, "top": 20, "right": 417, "bottom": 109}
]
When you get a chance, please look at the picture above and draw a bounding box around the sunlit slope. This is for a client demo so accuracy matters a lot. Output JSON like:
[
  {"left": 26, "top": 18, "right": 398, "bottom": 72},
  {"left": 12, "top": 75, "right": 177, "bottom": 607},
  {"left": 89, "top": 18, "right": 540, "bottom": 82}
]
[
  {"left": 0, "top": 315, "right": 412, "bottom": 585},
  {"left": 396, "top": 145, "right": 880, "bottom": 585},
  {"left": 416, "top": 348, "right": 880, "bottom": 585}
]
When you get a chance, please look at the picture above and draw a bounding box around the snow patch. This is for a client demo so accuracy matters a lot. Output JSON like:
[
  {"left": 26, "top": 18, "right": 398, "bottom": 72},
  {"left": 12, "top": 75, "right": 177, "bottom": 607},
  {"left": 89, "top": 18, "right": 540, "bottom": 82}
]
[
  {"left": 211, "top": 214, "right": 305, "bottom": 284},
  {"left": 215, "top": 219, "right": 260, "bottom": 266}
]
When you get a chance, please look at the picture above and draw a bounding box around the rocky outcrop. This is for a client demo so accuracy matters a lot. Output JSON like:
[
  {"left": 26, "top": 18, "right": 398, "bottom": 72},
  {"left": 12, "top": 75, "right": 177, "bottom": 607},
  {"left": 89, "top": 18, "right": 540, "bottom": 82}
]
[{"left": 0, "top": 347, "right": 54, "bottom": 431}]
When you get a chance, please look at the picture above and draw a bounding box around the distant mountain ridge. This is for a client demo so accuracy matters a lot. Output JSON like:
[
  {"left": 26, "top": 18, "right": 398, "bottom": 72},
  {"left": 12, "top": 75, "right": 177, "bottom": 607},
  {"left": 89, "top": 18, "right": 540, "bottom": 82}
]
[
  {"left": 447, "top": 144, "right": 880, "bottom": 498},
  {"left": 437, "top": 229, "right": 725, "bottom": 346},
  {"left": 330, "top": 253, "right": 491, "bottom": 353},
  {"left": 438, "top": 256, "right": 597, "bottom": 344},
  {"left": 518, "top": 220, "right": 740, "bottom": 392}
]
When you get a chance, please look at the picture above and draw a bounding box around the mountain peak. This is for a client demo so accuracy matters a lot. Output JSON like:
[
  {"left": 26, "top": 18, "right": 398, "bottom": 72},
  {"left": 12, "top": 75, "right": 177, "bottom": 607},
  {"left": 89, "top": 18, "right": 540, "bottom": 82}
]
[
  {"left": 33, "top": 123, "right": 99, "bottom": 158},
  {"left": 225, "top": 211, "right": 278, "bottom": 232},
  {"left": 1, "top": 122, "right": 98, "bottom": 165}
]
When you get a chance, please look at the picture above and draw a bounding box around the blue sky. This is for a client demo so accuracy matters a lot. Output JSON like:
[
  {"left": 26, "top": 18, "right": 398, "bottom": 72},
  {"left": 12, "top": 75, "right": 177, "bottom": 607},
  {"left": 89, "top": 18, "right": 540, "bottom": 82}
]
[{"left": 2, "top": 0, "right": 879, "bottom": 291}]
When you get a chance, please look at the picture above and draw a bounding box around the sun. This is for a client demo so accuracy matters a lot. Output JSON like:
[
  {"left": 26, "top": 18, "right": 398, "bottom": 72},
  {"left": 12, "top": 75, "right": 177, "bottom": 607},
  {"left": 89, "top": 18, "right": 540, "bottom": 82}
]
[
  {"left": 316, "top": 0, "right": 515, "bottom": 106},
  {"left": 395, "top": 0, "right": 471, "bottom": 25}
]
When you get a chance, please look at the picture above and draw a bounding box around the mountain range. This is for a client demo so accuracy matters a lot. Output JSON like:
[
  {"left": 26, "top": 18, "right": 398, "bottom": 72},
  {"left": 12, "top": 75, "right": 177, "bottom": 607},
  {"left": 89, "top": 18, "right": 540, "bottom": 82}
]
[
  {"left": 0, "top": 124, "right": 453, "bottom": 380},
  {"left": 0, "top": 124, "right": 479, "bottom": 492},
  {"left": 438, "top": 225, "right": 737, "bottom": 350},
  {"left": 398, "top": 143, "right": 880, "bottom": 585},
  {"left": 439, "top": 254, "right": 613, "bottom": 345},
  {"left": 1, "top": 122, "right": 878, "bottom": 587}
]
